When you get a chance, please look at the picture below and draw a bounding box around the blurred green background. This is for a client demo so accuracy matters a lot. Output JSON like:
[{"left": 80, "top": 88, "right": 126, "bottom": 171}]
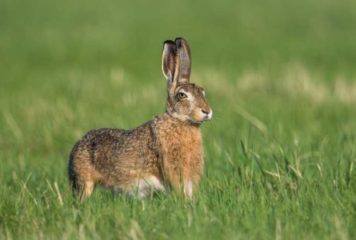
[{"left": 1, "top": 0, "right": 356, "bottom": 239}]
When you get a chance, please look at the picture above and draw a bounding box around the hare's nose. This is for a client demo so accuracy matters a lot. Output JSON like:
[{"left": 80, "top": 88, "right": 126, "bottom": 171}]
[
  {"left": 201, "top": 109, "right": 210, "bottom": 115},
  {"left": 201, "top": 109, "right": 213, "bottom": 120}
]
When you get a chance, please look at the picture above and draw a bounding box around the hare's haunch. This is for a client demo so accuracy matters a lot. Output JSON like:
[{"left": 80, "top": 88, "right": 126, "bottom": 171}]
[{"left": 68, "top": 38, "right": 212, "bottom": 201}]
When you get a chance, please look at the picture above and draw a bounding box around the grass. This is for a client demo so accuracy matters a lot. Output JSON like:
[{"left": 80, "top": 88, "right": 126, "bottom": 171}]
[{"left": 1, "top": 0, "right": 356, "bottom": 239}]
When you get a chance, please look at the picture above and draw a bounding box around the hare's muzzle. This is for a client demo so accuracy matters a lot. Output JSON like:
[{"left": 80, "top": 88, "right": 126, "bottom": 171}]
[{"left": 201, "top": 109, "right": 213, "bottom": 121}]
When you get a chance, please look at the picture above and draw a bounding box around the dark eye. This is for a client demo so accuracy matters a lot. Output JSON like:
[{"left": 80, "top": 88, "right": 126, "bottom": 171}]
[{"left": 177, "top": 92, "right": 187, "bottom": 100}]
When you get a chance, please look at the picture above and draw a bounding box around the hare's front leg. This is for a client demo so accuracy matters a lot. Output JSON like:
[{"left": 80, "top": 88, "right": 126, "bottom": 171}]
[
  {"left": 164, "top": 168, "right": 198, "bottom": 199},
  {"left": 167, "top": 174, "right": 194, "bottom": 199},
  {"left": 162, "top": 148, "right": 203, "bottom": 199},
  {"left": 183, "top": 172, "right": 203, "bottom": 199},
  {"left": 183, "top": 156, "right": 204, "bottom": 199},
  {"left": 183, "top": 178, "right": 193, "bottom": 199}
]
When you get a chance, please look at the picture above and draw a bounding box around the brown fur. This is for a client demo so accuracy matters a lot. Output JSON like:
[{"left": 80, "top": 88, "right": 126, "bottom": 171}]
[{"left": 68, "top": 38, "right": 212, "bottom": 201}]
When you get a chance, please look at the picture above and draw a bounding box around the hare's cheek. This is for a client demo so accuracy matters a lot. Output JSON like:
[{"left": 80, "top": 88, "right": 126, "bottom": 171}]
[{"left": 177, "top": 101, "right": 191, "bottom": 115}]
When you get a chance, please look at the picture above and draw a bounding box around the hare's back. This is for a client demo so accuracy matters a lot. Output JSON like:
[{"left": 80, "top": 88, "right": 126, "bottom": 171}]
[
  {"left": 79, "top": 128, "right": 126, "bottom": 150},
  {"left": 77, "top": 126, "right": 156, "bottom": 163}
]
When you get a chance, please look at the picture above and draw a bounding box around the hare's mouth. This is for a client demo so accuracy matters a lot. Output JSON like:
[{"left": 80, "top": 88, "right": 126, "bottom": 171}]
[
  {"left": 196, "top": 109, "right": 213, "bottom": 122},
  {"left": 189, "top": 114, "right": 212, "bottom": 124}
]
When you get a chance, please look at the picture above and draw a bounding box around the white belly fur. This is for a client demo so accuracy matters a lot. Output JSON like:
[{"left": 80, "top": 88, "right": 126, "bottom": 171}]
[{"left": 128, "top": 176, "right": 165, "bottom": 198}]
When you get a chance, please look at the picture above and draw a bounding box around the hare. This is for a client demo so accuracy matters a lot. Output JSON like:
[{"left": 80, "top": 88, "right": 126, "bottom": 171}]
[{"left": 68, "top": 38, "right": 212, "bottom": 201}]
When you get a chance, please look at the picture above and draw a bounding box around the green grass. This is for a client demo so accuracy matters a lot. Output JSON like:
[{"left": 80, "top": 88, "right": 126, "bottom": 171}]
[{"left": 1, "top": 0, "right": 356, "bottom": 239}]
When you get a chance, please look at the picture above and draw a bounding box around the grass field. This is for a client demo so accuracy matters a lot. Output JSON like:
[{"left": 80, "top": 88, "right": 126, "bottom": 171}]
[{"left": 1, "top": 0, "right": 356, "bottom": 239}]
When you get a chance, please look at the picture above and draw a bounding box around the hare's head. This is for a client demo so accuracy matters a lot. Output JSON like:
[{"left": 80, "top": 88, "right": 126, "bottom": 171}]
[{"left": 162, "top": 38, "right": 212, "bottom": 124}]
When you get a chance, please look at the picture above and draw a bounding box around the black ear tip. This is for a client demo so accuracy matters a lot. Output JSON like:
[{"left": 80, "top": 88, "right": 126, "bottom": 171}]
[
  {"left": 175, "top": 37, "right": 190, "bottom": 49},
  {"left": 163, "top": 40, "right": 175, "bottom": 45},
  {"left": 175, "top": 37, "right": 185, "bottom": 41},
  {"left": 175, "top": 37, "right": 185, "bottom": 47}
]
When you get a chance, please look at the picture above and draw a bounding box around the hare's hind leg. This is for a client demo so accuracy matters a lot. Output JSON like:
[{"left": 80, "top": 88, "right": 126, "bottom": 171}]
[
  {"left": 71, "top": 177, "right": 95, "bottom": 202},
  {"left": 78, "top": 180, "right": 95, "bottom": 202},
  {"left": 68, "top": 148, "right": 98, "bottom": 202},
  {"left": 69, "top": 169, "right": 95, "bottom": 202}
]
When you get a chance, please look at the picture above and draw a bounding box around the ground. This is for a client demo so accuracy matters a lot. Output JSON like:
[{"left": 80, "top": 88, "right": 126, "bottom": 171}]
[{"left": 0, "top": 0, "right": 356, "bottom": 239}]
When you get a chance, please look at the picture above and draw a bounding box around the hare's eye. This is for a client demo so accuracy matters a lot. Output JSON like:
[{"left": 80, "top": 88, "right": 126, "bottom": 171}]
[{"left": 177, "top": 92, "right": 187, "bottom": 100}]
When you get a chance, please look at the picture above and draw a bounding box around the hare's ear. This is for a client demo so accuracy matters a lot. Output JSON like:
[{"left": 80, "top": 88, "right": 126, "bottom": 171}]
[
  {"left": 162, "top": 40, "right": 176, "bottom": 83},
  {"left": 175, "top": 37, "right": 191, "bottom": 83}
]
